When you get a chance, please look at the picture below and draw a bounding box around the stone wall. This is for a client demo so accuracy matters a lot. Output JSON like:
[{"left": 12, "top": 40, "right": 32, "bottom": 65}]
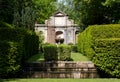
[{"left": 22, "top": 61, "right": 99, "bottom": 78}]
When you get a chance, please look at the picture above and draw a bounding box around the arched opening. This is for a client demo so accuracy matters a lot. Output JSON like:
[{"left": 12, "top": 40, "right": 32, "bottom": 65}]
[
  {"left": 55, "top": 31, "right": 64, "bottom": 44},
  {"left": 75, "top": 31, "right": 79, "bottom": 43}
]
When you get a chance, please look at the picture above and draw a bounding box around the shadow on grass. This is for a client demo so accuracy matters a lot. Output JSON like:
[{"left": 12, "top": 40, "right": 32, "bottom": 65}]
[
  {"left": 27, "top": 53, "right": 44, "bottom": 62},
  {"left": 0, "top": 79, "right": 5, "bottom": 82},
  {"left": 0, "top": 79, "right": 19, "bottom": 82},
  {"left": 27, "top": 52, "right": 90, "bottom": 62}
]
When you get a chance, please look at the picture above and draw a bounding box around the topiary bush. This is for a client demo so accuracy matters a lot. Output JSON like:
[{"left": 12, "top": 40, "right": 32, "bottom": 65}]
[
  {"left": 58, "top": 44, "right": 72, "bottom": 61},
  {"left": 43, "top": 44, "right": 58, "bottom": 61},
  {"left": 77, "top": 24, "right": 120, "bottom": 77}
]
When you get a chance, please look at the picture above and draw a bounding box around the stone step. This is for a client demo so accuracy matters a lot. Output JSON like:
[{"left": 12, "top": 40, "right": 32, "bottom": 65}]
[{"left": 22, "top": 61, "right": 99, "bottom": 78}]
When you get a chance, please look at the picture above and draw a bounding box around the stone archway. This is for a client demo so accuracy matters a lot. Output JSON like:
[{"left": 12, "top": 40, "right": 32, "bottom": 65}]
[{"left": 55, "top": 31, "right": 64, "bottom": 44}]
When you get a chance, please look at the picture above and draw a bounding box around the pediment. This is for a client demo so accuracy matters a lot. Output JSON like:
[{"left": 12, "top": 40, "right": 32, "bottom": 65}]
[{"left": 53, "top": 11, "right": 67, "bottom": 17}]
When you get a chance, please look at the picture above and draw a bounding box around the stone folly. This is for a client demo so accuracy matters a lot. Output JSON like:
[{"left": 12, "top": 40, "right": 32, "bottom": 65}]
[{"left": 35, "top": 11, "right": 79, "bottom": 44}]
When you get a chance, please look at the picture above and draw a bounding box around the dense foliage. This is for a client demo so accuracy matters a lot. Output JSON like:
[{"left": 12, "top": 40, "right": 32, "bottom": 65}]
[
  {"left": 93, "top": 38, "right": 120, "bottom": 77},
  {"left": 42, "top": 44, "right": 72, "bottom": 61},
  {"left": 0, "top": 0, "right": 56, "bottom": 30},
  {"left": 33, "top": 0, "right": 56, "bottom": 23},
  {"left": 57, "top": 0, "right": 120, "bottom": 30},
  {"left": 0, "top": 41, "right": 22, "bottom": 77},
  {"left": 75, "top": 0, "right": 120, "bottom": 29},
  {"left": 43, "top": 44, "right": 58, "bottom": 61},
  {"left": 0, "top": 28, "right": 39, "bottom": 78},
  {"left": 0, "top": 0, "right": 14, "bottom": 24},
  {"left": 0, "top": 0, "right": 35, "bottom": 30},
  {"left": 77, "top": 24, "right": 120, "bottom": 77},
  {"left": 58, "top": 44, "right": 72, "bottom": 61},
  {"left": 71, "top": 45, "right": 78, "bottom": 52},
  {"left": 68, "top": 43, "right": 78, "bottom": 52},
  {"left": 1, "top": 0, "right": 120, "bottom": 31}
]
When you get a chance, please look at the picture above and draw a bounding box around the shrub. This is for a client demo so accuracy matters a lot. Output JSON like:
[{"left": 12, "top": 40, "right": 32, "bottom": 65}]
[
  {"left": 23, "top": 31, "right": 39, "bottom": 60},
  {"left": 71, "top": 45, "right": 78, "bottom": 52},
  {"left": 78, "top": 24, "right": 120, "bottom": 58},
  {"left": 68, "top": 43, "right": 78, "bottom": 52},
  {"left": 0, "top": 28, "right": 40, "bottom": 78},
  {"left": 93, "top": 38, "right": 120, "bottom": 77},
  {"left": 77, "top": 24, "right": 120, "bottom": 77},
  {"left": 0, "top": 28, "right": 25, "bottom": 42},
  {"left": 43, "top": 44, "right": 58, "bottom": 61},
  {"left": 58, "top": 44, "right": 71, "bottom": 61},
  {"left": 0, "top": 28, "right": 39, "bottom": 60},
  {"left": 0, "top": 41, "right": 22, "bottom": 77}
]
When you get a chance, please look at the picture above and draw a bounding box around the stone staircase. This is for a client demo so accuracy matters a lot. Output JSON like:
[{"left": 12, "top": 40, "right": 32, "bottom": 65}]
[{"left": 22, "top": 61, "right": 99, "bottom": 78}]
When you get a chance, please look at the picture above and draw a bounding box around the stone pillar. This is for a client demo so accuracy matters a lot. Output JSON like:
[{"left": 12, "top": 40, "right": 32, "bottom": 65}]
[
  {"left": 64, "top": 28, "right": 67, "bottom": 44},
  {"left": 44, "top": 28, "right": 48, "bottom": 43},
  {"left": 47, "top": 26, "right": 55, "bottom": 44},
  {"left": 72, "top": 28, "right": 75, "bottom": 44}
]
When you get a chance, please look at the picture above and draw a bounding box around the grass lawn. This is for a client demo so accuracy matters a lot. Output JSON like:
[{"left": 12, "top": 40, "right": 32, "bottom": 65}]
[
  {"left": 27, "top": 52, "right": 89, "bottom": 62},
  {"left": 1, "top": 79, "right": 120, "bottom": 82},
  {"left": 71, "top": 52, "right": 89, "bottom": 61},
  {"left": 27, "top": 53, "right": 44, "bottom": 62}
]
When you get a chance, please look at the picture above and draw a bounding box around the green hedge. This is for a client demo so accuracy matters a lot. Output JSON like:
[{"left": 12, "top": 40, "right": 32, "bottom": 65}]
[
  {"left": 0, "top": 28, "right": 39, "bottom": 60},
  {"left": 68, "top": 43, "right": 78, "bottom": 52},
  {"left": 0, "top": 28, "right": 25, "bottom": 42},
  {"left": 77, "top": 24, "right": 120, "bottom": 77},
  {"left": 71, "top": 45, "right": 78, "bottom": 52},
  {"left": 43, "top": 44, "right": 58, "bottom": 61},
  {"left": 0, "top": 41, "right": 22, "bottom": 77},
  {"left": 78, "top": 24, "right": 120, "bottom": 58},
  {"left": 0, "top": 28, "right": 39, "bottom": 78},
  {"left": 58, "top": 44, "right": 72, "bottom": 61},
  {"left": 23, "top": 31, "right": 39, "bottom": 60},
  {"left": 93, "top": 38, "right": 120, "bottom": 77}
]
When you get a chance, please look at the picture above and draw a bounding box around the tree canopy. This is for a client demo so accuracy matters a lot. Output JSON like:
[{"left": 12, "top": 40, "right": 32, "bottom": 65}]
[
  {"left": 74, "top": 0, "right": 120, "bottom": 30},
  {"left": 57, "top": 0, "right": 120, "bottom": 30},
  {"left": 0, "top": 0, "right": 56, "bottom": 30},
  {"left": 33, "top": 0, "right": 56, "bottom": 24},
  {"left": 0, "top": 0, "right": 120, "bottom": 30}
]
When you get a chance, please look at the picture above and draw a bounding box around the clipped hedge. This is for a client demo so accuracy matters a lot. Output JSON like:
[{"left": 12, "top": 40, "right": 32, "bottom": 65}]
[
  {"left": 77, "top": 24, "right": 120, "bottom": 77},
  {"left": 0, "top": 41, "right": 22, "bottom": 77},
  {"left": 93, "top": 38, "right": 120, "bottom": 77},
  {"left": 43, "top": 44, "right": 58, "bottom": 61},
  {"left": 0, "top": 28, "right": 25, "bottom": 42},
  {"left": 0, "top": 28, "right": 39, "bottom": 60},
  {"left": 23, "top": 31, "right": 39, "bottom": 60},
  {"left": 78, "top": 24, "right": 120, "bottom": 58},
  {"left": 0, "top": 28, "right": 39, "bottom": 78},
  {"left": 58, "top": 44, "right": 71, "bottom": 61}
]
